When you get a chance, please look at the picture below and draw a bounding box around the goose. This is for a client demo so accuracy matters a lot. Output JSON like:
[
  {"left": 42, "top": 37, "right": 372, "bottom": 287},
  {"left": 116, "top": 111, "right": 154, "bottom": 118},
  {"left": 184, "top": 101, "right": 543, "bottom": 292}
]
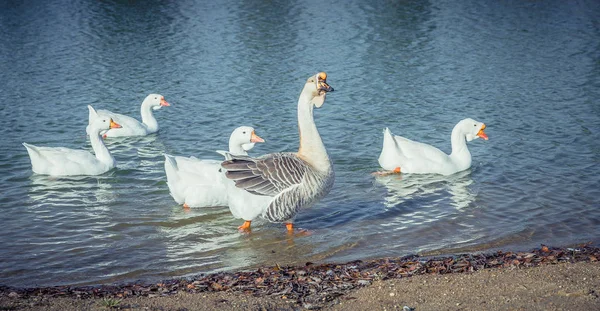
[
  {"left": 88, "top": 93, "right": 170, "bottom": 138},
  {"left": 377, "top": 118, "right": 489, "bottom": 176},
  {"left": 23, "top": 105, "right": 122, "bottom": 176},
  {"left": 164, "top": 126, "right": 264, "bottom": 208},
  {"left": 222, "top": 72, "right": 335, "bottom": 232}
]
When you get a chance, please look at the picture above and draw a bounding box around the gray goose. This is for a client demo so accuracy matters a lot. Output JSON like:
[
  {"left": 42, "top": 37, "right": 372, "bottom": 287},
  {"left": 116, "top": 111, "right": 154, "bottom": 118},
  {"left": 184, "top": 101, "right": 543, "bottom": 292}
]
[{"left": 221, "top": 72, "right": 335, "bottom": 232}]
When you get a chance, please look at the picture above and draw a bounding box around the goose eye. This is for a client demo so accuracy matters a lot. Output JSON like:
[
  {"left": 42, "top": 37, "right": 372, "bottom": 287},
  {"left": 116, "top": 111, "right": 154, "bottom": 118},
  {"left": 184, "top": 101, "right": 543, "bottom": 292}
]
[
  {"left": 474, "top": 124, "right": 477, "bottom": 127},
  {"left": 243, "top": 131, "right": 246, "bottom": 134}
]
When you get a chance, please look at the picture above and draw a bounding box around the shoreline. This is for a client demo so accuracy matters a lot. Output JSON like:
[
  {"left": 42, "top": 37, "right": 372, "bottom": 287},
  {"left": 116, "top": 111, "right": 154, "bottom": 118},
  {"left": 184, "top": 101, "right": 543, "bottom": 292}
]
[{"left": 1, "top": 243, "right": 599, "bottom": 310}]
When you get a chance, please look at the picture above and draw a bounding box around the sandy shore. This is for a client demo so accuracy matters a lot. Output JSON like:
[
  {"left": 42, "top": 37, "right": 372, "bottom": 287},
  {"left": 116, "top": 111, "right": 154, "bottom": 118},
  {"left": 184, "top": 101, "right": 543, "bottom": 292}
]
[{"left": 1, "top": 245, "right": 599, "bottom": 310}]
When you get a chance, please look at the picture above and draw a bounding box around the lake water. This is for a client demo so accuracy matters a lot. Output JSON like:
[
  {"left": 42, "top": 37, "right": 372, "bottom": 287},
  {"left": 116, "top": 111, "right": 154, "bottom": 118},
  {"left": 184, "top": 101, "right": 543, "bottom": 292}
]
[{"left": 1, "top": 0, "right": 599, "bottom": 288}]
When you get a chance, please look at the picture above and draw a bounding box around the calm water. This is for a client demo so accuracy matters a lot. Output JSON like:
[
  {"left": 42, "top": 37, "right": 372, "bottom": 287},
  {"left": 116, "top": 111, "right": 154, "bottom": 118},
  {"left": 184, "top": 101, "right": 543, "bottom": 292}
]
[{"left": 1, "top": 0, "right": 599, "bottom": 288}]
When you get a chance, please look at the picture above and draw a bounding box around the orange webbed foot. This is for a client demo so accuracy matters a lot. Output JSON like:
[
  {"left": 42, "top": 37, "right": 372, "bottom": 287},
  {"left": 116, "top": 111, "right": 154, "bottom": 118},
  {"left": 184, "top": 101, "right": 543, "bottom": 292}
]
[{"left": 238, "top": 221, "right": 252, "bottom": 233}]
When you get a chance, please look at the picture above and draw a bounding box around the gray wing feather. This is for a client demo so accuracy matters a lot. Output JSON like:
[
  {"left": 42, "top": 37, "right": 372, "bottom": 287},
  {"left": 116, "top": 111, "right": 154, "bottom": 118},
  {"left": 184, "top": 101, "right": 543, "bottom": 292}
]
[
  {"left": 222, "top": 152, "right": 332, "bottom": 223},
  {"left": 222, "top": 153, "right": 308, "bottom": 197}
]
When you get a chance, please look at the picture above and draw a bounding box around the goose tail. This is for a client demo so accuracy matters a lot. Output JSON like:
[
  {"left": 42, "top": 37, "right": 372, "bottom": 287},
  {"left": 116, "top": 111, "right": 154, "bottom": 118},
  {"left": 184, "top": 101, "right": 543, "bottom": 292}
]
[
  {"left": 23, "top": 142, "right": 36, "bottom": 153},
  {"left": 163, "top": 154, "right": 180, "bottom": 183},
  {"left": 378, "top": 128, "right": 402, "bottom": 171},
  {"left": 215, "top": 150, "right": 233, "bottom": 161}
]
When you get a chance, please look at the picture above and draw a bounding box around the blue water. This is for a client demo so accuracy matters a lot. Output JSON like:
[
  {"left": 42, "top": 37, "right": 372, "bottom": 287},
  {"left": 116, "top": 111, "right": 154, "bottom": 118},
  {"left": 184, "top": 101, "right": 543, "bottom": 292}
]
[{"left": 1, "top": 0, "right": 599, "bottom": 287}]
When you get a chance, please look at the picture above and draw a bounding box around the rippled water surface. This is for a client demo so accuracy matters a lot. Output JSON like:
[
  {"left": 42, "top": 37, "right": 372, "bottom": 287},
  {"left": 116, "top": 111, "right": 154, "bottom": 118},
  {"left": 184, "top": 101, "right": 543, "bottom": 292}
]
[{"left": 1, "top": 0, "right": 599, "bottom": 287}]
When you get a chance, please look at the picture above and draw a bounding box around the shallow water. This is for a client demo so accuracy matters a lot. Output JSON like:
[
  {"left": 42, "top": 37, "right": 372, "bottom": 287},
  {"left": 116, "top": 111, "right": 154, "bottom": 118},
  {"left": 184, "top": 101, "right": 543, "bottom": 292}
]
[{"left": 1, "top": 0, "right": 599, "bottom": 287}]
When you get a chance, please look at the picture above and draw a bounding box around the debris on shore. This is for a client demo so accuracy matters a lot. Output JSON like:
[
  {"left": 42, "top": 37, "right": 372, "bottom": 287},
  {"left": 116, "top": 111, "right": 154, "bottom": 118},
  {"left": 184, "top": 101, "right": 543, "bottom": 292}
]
[{"left": 1, "top": 244, "right": 598, "bottom": 308}]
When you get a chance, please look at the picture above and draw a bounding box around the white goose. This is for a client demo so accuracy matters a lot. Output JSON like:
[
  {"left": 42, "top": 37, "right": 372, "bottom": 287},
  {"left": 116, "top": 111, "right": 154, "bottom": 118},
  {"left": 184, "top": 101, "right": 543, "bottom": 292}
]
[
  {"left": 23, "top": 106, "right": 122, "bottom": 176},
  {"left": 164, "top": 126, "right": 264, "bottom": 208},
  {"left": 222, "top": 72, "right": 335, "bottom": 232},
  {"left": 378, "top": 118, "right": 489, "bottom": 176},
  {"left": 89, "top": 94, "right": 170, "bottom": 138}
]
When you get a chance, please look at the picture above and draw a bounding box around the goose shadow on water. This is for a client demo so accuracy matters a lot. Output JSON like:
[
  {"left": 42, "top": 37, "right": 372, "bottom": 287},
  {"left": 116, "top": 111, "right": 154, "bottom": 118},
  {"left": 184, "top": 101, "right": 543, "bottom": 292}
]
[
  {"left": 99, "top": 134, "right": 167, "bottom": 172},
  {"left": 374, "top": 169, "right": 476, "bottom": 211}
]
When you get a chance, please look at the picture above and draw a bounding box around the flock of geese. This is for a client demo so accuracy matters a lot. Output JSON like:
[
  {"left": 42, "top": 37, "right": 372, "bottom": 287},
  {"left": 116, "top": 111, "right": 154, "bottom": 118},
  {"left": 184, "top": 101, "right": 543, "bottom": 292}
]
[{"left": 22, "top": 72, "right": 488, "bottom": 233}]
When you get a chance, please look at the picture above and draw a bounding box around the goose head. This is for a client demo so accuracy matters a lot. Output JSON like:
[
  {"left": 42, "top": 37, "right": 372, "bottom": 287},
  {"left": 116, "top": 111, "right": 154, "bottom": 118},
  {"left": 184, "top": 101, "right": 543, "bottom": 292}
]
[
  {"left": 142, "top": 94, "right": 171, "bottom": 111},
  {"left": 460, "top": 118, "right": 489, "bottom": 142},
  {"left": 87, "top": 105, "right": 122, "bottom": 134},
  {"left": 304, "top": 72, "right": 334, "bottom": 108},
  {"left": 229, "top": 126, "right": 265, "bottom": 152}
]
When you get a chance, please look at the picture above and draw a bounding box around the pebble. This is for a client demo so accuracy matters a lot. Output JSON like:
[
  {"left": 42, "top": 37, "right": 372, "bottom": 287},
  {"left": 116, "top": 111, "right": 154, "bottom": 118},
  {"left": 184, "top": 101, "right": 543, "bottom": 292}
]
[{"left": 0, "top": 244, "right": 597, "bottom": 311}]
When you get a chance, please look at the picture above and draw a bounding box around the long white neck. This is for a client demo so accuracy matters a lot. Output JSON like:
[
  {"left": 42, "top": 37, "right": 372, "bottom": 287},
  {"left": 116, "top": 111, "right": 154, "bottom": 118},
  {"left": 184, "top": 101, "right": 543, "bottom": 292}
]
[
  {"left": 449, "top": 125, "right": 471, "bottom": 169},
  {"left": 90, "top": 129, "right": 116, "bottom": 168},
  {"left": 297, "top": 90, "right": 330, "bottom": 172},
  {"left": 140, "top": 101, "right": 159, "bottom": 132},
  {"left": 228, "top": 140, "right": 248, "bottom": 156}
]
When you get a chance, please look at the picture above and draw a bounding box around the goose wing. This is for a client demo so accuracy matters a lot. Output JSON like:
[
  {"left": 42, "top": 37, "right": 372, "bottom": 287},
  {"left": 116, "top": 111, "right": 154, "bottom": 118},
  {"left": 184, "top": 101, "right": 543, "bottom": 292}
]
[
  {"left": 221, "top": 152, "right": 308, "bottom": 197},
  {"left": 394, "top": 135, "right": 449, "bottom": 164},
  {"left": 223, "top": 152, "right": 316, "bottom": 222}
]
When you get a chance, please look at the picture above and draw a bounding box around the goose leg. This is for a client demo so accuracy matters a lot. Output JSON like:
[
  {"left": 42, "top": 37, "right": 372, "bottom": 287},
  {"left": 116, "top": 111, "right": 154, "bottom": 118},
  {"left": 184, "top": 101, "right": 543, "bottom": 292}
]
[
  {"left": 286, "top": 223, "right": 312, "bottom": 236},
  {"left": 372, "top": 167, "right": 402, "bottom": 176},
  {"left": 238, "top": 221, "right": 252, "bottom": 232},
  {"left": 183, "top": 203, "right": 190, "bottom": 210}
]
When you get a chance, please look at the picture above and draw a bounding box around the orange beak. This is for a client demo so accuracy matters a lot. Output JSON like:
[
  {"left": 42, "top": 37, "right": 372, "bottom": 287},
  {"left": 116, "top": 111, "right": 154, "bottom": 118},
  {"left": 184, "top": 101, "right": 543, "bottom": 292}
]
[
  {"left": 477, "top": 124, "right": 488, "bottom": 140},
  {"left": 250, "top": 131, "right": 265, "bottom": 143},
  {"left": 160, "top": 97, "right": 170, "bottom": 107},
  {"left": 110, "top": 119, "right": 122, "bottom": 129}
]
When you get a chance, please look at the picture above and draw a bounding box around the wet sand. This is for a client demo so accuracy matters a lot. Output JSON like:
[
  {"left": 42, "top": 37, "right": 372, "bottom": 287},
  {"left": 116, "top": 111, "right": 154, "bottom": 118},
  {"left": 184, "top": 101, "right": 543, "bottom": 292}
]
[{"left": 1, "top": 244, "right": 598, "bottom": 310}]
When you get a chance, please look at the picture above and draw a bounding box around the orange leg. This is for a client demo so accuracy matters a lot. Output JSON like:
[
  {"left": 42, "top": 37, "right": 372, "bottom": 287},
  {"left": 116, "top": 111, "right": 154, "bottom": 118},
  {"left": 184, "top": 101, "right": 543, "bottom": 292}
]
[
  {"left": 183, "top": 203, "right": 190, "bottom": 209},
  {"left": 286, "top": 223, "right": 312, "bottom": 236},
  {"left": 238, "top": 221, "right": 252, "bottom": 232},
  {"left": 372, "top": 167, "right": 401, "bottom": 176}
]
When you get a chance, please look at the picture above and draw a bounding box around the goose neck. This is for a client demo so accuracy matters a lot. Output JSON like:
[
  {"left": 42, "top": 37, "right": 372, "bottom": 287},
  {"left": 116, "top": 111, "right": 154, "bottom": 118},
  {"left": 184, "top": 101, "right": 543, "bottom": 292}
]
[
  {"left": 140, "top": 102, "right": 158, "bottom": 132},
  {"left": 449, "top": 125, "right": 471, "bottom": 166},
  {"left": 297, "top": 91, "right": 330, "bottom": 172},
  {"left": 89, "top": 130, "right": 116, "bottom": 168},
  {"left": 228, "top": 141, "right": 248, "bottom": 156}
]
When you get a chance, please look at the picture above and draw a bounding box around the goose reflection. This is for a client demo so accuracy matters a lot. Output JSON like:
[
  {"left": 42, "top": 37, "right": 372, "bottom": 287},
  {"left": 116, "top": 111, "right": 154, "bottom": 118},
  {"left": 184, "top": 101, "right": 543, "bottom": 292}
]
[
  {"left": 159, "top": 206, "right": 320, "bottom": 275},
  {"left": 27, "top": 174, "right": 117, "bottom": 210},
  {"left": 101, "top": 135, "right": 167, "bottom": 172},
  {"left": 375, "top": 169, "right": 475, "bottom": 210}
]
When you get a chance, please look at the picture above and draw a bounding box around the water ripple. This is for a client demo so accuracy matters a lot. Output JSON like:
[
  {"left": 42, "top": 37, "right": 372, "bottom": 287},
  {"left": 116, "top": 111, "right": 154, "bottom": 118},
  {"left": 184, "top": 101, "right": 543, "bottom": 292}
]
[{"left": 0, "top": 0, "right": 599, "bottom": 287}]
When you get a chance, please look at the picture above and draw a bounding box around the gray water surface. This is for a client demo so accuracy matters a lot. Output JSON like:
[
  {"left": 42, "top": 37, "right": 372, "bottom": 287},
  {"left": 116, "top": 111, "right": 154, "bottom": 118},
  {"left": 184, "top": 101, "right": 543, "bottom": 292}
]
[{"left": 1, "top": 0, "right": 599, "bottom": 287}]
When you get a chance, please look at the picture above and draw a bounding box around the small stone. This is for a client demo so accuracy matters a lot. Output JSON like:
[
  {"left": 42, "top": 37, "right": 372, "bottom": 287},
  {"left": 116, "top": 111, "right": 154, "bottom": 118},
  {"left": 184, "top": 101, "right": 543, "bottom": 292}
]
[
  {"left": 389, "top": 292, "right": 395, "bottom": 297},
  {"left": 541, "top": 245, "right": 550, "bottom": 252},
  {"left": 8, "top": 292, "right": 19, "bottom": 298}
]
